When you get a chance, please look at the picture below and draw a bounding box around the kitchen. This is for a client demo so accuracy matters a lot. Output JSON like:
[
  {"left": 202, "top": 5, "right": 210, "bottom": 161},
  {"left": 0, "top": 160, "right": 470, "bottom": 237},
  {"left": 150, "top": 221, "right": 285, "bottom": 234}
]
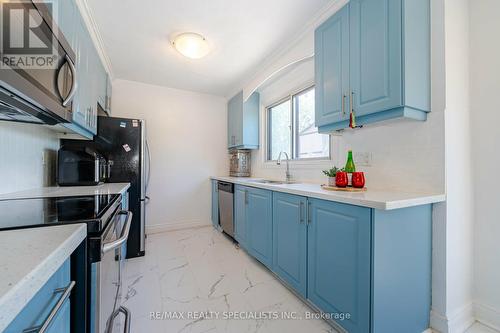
[{"left": 0, "top": 0, "right": 498, "bottom": 333}]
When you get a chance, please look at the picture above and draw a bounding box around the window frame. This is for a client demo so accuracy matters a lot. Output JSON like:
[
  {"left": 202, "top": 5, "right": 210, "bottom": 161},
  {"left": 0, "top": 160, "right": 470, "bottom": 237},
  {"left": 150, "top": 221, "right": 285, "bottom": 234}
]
[{"left": 266, "top": 85, "right": 331, "bottom": 162}]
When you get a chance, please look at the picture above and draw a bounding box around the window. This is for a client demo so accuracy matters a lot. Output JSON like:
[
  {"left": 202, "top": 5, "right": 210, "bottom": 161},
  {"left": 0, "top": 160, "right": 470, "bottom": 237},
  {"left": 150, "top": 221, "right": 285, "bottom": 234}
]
[{"left": 267, "top": 86, "right": 330, "bottom": 161}]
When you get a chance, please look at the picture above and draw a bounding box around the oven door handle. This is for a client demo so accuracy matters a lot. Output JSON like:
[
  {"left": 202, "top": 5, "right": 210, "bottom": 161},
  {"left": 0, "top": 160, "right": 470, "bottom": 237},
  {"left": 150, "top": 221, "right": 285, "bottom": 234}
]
[
  {"left": 102, "top": 211, "right": 133, "bottom": 254},
  {"left": 106, "top": 306, "right": 131, "bottom": 333}
]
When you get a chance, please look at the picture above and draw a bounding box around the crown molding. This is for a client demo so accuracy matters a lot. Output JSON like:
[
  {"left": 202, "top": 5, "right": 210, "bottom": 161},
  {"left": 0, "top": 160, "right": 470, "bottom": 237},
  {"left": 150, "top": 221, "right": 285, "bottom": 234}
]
[{"left": 74, "top": 0, "right": 114, "bottom": 81}]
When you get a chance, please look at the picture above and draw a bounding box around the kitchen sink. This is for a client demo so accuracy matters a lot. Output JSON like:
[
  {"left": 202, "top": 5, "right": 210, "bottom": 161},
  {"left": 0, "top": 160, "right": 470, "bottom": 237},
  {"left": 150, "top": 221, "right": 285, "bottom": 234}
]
[{"left": 249, "top": 179, "right": 298, "bottom": 185}]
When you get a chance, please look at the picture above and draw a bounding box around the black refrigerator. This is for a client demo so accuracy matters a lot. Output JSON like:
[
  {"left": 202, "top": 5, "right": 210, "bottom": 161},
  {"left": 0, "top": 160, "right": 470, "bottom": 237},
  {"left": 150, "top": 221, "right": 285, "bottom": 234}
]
[{"left": 61, "top": 116, "right": 150, "bottom": 258}]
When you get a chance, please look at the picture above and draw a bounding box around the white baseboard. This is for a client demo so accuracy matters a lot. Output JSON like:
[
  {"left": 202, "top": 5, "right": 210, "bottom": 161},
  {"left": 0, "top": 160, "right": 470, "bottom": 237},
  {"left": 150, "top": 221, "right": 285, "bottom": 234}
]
[
  {"left": 474, "top": 302, "right": 500, "bottom": 332},
  {"left": 431, "top": 309, "right": 449, "bottom": 333},
  {"left": 146, "top": 220, "right": 211, "bottom": 235},
  {"left": 430, "top": 303, "right": 475, "bottom": 333}
]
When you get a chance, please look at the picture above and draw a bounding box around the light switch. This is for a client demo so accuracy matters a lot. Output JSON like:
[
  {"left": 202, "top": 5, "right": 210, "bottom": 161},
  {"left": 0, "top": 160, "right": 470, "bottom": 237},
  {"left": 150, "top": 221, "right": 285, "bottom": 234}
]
[{"left": 354, "top": 152, "right": 372, "bottom": 166}]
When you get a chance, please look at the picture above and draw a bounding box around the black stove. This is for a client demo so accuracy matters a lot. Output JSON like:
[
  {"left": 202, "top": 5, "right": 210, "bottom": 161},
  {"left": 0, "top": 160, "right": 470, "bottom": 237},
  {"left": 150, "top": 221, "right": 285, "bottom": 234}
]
[{"left": 0, "top": 194, "right": 120, "bottom": 233}]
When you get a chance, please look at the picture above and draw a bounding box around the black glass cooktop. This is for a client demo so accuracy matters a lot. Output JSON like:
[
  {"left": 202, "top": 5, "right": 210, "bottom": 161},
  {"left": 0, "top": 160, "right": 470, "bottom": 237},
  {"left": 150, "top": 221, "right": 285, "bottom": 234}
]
[{"left": 0, "top": 194, "right": 120, "bottom": 232}]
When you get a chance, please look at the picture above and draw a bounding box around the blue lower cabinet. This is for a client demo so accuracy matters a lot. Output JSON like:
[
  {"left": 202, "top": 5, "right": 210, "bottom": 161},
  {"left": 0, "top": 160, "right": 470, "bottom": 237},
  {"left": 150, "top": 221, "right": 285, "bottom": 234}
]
[
  {"left": 5, "top": 259, "right": 71, "bottom": 333},
  {"left": 246, "top": 187, "right": 273, "bottom": 268},
  {"left": 226, "top": 182, "right": 432, "bottom": 333},
  {"left": 211, "top": 180, "right": 219, "bottom": 229},
  {"left": 371, "top": 206, "right": 432, "bottom": 333},
  {"left": 307, "top": 199, "right": 371, "bottom": 333},
  {"left": 234, "top": 185, "right": 247, "bottom": 248},
  {"left": 272, "top": 193, "right": 307, "bottom": 297}
]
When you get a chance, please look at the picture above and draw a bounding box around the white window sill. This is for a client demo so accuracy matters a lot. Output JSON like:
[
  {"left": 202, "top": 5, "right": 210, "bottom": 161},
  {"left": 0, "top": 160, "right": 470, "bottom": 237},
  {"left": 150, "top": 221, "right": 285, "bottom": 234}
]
[{"left": 261, "top": 158, "right": 335, "bottom": 170}]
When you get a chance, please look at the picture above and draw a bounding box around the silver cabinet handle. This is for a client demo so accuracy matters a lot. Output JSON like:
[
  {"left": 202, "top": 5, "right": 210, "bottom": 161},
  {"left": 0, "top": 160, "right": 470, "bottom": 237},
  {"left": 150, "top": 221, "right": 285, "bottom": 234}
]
[
  {"left": 102, "top": 211, "right": 133, "bottom": 254},
  {"left": 299, "top": 201, "right": 304, "bottom": 224},
  {"left": 350, "top": 91, "right": 354, "bottom": 116},
  {"left": 23, "top": 281, "right": 75, "bottom": 333},
  {"left": 105, "top": 306, "right": 131, "bottom": 333},
  {"left": 342, "top": 94, "right": 346, "bottom": 116},
  {"left": 307, "top": 202, "right": 312, "bottom": 225},
  {"left": 244, "top": 190, "right": 248, "bottom": 205},
  {"left": 62, "top": 55, "right": 77, "bottom": 107}
]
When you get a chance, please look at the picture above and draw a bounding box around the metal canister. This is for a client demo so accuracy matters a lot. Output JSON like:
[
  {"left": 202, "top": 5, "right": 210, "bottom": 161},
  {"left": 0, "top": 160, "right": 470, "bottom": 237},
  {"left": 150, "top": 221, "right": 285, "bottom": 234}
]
[{"left": 229, "top": 149, "right": 251, "bottom": 177}]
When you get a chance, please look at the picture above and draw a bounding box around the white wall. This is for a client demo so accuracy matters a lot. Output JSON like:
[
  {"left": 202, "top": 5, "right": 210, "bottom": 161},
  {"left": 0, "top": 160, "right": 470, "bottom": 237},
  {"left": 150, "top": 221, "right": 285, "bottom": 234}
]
[
  {"left": 0, "top": 122, "right": 59, "bottom": 195},
  {"left": 434, "top": 0, "right": 475, "bottom": 331},
  {"left": 246, "top": 1, "right": 480, "bottom": 333},
  {"left": 111, "top": 79, "right": 227, "bottom": 232},
  {"left": 248, "top": 3, "right": 445, "bottom": 194},
  {"left": 470, "top": 0, "right": 500, "bottom": 329}
]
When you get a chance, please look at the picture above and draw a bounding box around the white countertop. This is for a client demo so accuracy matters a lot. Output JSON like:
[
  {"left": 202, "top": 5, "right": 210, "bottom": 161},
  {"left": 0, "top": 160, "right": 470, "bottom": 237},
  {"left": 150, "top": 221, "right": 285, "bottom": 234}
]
[
  {"left": 211, "top": 176, "right": 445, "bottom": 210},
  {"left": 0, "top": 183, "right": 131, "bottom": 200},
  {"left": 0, "top": 224, "right": 87, "bottom": 331}
]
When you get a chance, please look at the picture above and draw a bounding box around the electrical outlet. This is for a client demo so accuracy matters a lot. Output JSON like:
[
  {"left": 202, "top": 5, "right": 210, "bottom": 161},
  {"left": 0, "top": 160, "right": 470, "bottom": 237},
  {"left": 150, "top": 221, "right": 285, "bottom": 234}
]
[{"left": 354, "top": 152, "right": 372, "bottom": 166}]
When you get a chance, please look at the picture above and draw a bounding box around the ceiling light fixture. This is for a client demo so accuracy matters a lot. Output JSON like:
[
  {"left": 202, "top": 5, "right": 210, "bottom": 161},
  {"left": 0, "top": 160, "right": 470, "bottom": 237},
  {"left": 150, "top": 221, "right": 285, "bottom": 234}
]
[{"left": 172, "top": 33, "right": 210, "bottom": 59}]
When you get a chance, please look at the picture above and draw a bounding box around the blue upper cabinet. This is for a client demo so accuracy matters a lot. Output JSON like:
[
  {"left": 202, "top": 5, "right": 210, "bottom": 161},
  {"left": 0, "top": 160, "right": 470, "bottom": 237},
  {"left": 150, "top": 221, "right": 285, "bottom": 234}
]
[
  {"left": 315, "top": 5, "right": 350, "bottom": 127},
  {"left": 228, "top": 91, "right": 260, "bottom": 149},
  {"left": 48, "top": 0, "right": 110, "bottom": 138},
  {"left": 246, "top": 187, "right": 273, "bottom": 268},
  {"left": 315, "top": 0, "right": 430, "bottom": 132},
  {"left": 350, "top": 0, "right": 402, "bottom": 117},
  {"left": 307, "top": 199, "right": 371, "bottom": 333},
  {"left": 272, "top": 193, "right": 307, "bottom": 297}
]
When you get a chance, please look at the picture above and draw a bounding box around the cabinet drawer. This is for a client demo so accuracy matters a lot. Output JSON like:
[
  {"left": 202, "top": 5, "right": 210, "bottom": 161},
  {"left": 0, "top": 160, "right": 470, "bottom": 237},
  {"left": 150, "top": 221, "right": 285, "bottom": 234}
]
[{"left": 5, "top": 259, "right": 71, "bottom": 333}]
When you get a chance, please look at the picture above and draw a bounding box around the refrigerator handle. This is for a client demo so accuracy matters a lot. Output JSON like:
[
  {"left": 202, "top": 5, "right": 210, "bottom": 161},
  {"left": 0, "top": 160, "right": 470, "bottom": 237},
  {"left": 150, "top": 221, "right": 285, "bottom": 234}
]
[{"left": 145, "top": 139, "right": 151, "bottom": 194}]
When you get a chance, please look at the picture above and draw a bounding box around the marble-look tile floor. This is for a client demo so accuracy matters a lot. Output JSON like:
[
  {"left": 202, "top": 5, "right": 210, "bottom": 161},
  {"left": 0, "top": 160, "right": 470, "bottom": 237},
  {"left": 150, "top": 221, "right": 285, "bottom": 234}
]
[
  {"left": 121, "top": 226, "right": 337, "bottom": 333},
  {"left": 465, "top": 323, "right": 500, "bottom": 333}
]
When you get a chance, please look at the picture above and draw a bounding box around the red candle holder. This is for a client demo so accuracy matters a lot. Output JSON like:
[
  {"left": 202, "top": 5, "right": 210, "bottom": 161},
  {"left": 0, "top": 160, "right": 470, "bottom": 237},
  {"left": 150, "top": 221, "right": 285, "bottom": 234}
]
[
  {"left": 335, "top": 172, "right": 348, "bottom": 188},
  {"left": 352, "top": 172, "right": 366, "bottom": 188}
]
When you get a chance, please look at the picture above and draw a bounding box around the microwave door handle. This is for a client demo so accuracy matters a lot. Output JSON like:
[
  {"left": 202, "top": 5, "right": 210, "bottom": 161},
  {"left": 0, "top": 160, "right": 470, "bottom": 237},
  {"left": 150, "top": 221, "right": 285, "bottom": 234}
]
[
  {"left": 62, "top": 55, "right": 77, "bottom": 107},
  {"left": 102, "top": 211, "right": 133, "bottom": 254}
]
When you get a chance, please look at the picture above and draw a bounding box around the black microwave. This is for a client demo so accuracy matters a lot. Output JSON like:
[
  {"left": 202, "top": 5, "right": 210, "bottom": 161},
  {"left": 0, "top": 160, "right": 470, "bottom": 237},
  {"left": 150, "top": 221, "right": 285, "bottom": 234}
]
[
  {"left": 58, "top": 146, "right": 109, "bottom": 186},
  {"left": 0, "top": 1, "right": 75, "bottom": 125}
]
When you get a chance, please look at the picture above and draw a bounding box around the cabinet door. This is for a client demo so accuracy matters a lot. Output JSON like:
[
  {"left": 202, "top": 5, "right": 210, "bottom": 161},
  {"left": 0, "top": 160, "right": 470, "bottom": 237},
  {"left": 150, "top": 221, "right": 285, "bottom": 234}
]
[
  {"left": 86, "top": 42, "right": 99, "bottom": 133},
  {"left": 106, "top": 73, "right": 112, "bottom": 114},
  {"left": 349, "top": 0, "right": 402, "bottom": 116},
  {"left": 307, "top": 199, "right": 371, "bottom": 333},
  {"left": 315, "top": 4, "right": 350, "bottom": 127},
  {"left": 48, "top": 0, "right": 77, "bottom": 50},
  {"left": 234, "top": 185, "right": 247, "bottom": 248},
  {"left": 72, "top": 14, "right": 89, "bottom": 130},
  {"left": 4, "top": 260, "right": 71, "bottom": 333},
  {"left": 246, "top": 187, "right": 273, "bottom": 268},
  {"left": 211, "top": 181, "right": 219, "bottom": 229},
  {"left": 227, "top": 92, "right": 243, "bottom": 148},
  {"left": 98, "top": 62, "right": 108, "bottom": 110},
  {"left": 272, "top": 193, "right": 307, "bottom": 297}
]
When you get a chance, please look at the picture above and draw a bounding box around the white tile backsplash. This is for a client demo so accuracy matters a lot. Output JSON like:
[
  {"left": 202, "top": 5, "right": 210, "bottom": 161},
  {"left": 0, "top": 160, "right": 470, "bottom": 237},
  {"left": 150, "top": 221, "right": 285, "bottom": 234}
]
[{"left": 0, "top": 121, "right": 59, "bottom": 195}]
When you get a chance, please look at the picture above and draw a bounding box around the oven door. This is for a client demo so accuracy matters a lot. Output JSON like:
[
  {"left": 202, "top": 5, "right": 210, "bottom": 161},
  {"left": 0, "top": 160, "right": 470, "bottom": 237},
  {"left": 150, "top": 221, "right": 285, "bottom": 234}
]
[{"left": 95, "top": 210, "right": 132, "bottom": 333}]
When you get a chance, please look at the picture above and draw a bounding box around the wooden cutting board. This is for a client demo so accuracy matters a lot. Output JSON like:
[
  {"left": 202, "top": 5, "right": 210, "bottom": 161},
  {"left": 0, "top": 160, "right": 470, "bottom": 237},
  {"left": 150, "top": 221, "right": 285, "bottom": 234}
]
[{"left": 321, "top": 184, "right": 367, "bottom": 192}]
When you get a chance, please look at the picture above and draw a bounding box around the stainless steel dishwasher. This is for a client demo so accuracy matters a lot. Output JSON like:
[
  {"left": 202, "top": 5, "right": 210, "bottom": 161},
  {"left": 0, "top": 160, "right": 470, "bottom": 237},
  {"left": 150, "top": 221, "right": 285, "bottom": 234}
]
[{"left": 218, "top": 182, "right": 234, "bottom": 237}]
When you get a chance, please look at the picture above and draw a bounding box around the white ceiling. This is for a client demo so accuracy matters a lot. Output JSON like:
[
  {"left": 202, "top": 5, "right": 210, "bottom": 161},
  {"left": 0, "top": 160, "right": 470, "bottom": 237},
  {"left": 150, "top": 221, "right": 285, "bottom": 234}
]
[{"left": 86, "top": 0, "right": 332, "bottom": 97}]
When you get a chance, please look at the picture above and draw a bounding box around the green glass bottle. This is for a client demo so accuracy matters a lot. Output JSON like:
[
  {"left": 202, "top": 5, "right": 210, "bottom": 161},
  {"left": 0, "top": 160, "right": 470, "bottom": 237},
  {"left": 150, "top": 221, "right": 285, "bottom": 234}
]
[
  {"left": 345, "top": 150, "right": 356, "bottom": 186},
  {"left": 345, "top": 150, "right": 356, "bottom": 173}
]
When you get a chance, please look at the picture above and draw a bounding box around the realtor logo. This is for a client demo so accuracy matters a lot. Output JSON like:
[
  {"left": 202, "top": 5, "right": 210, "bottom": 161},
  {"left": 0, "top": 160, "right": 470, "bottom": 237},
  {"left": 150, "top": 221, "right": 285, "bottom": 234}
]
[{"left": 0, "top": 0, "right": 58, "bottom": 69}]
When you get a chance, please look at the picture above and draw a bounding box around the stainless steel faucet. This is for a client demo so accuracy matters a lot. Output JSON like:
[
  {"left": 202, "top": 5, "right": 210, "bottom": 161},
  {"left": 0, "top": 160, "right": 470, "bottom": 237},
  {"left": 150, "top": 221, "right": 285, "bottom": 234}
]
[{"left": 277, "top": 151, "right": 292, "bottom": 183}]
